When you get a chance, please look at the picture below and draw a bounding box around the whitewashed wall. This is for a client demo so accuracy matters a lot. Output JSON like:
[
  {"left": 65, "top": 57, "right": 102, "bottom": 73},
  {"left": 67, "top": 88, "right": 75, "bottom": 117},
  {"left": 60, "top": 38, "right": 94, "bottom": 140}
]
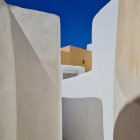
[
  {"left": 62, "top": 98, "right": 103, "bottom": 140},
  {"left": 114, "top": 0, "right": 140, "bottom": 140},
  {"left": 0, "top": 1, "right": 61, "bottom": 140},
  {"left": 62, "top": 1, "right": 119, "bottom": 140}
]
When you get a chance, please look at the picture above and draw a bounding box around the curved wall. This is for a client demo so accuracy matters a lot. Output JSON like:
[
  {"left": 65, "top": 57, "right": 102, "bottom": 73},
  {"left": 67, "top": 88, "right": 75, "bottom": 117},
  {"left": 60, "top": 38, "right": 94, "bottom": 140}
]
[
  {"left": 114, "top": 0, "right": 140, "bottom": 139},
  {"left": 62, "top": 1, "right": 119, "bottom": 140},
  {"left": 114, "top": 98, "right": 140, "bottom": 140},
  {"left": 62, "top": 98, "right": 103, "bottom": 140},
  {"left": 0, "top": 2, "right": 61, "bottom": 140}
]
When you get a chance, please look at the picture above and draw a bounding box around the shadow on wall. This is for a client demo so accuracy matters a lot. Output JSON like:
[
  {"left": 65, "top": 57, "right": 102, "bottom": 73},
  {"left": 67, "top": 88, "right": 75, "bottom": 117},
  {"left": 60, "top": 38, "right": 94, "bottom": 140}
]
[
  {"left": 62, "top": 98, "right": 104, "bottom": 140},
  {"left": 114, "top": 97, "right": 140, "bottom": 140}
]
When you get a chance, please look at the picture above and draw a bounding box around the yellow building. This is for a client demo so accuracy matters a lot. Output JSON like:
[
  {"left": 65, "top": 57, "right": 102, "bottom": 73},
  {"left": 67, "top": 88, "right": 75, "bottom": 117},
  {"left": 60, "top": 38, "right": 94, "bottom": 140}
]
[{"left": 61, "top": 46, "right": 92, "bottom": 72}]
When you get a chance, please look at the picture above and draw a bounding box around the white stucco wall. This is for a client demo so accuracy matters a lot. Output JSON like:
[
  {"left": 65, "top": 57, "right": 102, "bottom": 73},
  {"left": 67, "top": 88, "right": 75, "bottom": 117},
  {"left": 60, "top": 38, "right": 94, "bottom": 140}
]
[
  {"left": 62, "top": 0, "right": 119, "bottom": 140},
  {"left": 0, "top": 1, "right": 61, "bottom": 140},
  {"left": 62, "top": 98, "right": 103, "bottom": 140},
  {"left": 114, "top": 1, "right": 140, "bottom": 140}
]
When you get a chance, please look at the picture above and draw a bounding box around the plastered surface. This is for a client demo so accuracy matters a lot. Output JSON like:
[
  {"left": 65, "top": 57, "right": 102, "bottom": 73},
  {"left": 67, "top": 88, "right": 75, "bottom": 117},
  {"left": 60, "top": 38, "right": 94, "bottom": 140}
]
[{"left": 0, "top": 1, "right": 61, "bottom": 140}]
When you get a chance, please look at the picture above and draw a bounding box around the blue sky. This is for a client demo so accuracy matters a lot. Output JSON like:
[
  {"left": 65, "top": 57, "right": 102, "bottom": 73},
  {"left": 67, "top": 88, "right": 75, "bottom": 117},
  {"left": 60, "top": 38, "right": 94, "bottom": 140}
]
[{"left": 6, "top": 0, "right": 110, "bottom": 48}]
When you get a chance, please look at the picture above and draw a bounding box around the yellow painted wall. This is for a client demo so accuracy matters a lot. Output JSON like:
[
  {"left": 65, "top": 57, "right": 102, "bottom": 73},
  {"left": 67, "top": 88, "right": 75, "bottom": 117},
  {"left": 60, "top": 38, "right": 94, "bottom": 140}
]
[
  {"left": 61, "top": 46, "right": 92, "bottom": 72},
  {"left": 61, "top": 51, "right": 70, "bottom": 65}
]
